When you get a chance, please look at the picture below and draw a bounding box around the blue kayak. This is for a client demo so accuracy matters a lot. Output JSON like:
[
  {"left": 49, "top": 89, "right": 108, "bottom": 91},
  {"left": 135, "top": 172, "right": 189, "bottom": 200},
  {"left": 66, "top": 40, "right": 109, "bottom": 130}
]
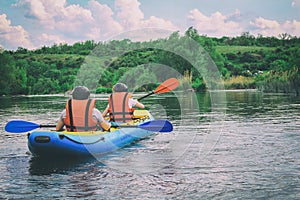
[{"left": 27, "top": 110, "right": 156, "bottom": 158}]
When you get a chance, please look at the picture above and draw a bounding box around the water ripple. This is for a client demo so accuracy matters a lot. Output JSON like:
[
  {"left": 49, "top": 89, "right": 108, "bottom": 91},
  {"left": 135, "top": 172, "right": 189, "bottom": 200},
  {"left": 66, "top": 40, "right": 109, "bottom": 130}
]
[{"left": 0, "top": 93, "right": 299, "bottom": 199}]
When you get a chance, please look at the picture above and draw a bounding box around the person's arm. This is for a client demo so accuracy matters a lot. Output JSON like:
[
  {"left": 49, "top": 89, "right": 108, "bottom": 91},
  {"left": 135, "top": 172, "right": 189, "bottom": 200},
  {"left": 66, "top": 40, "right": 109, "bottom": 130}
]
[
  {"left": 102, "top": 104, "right": 109, "bottom": 117},
  {"left": 56, "top": 110, "right": 66, "bottom": 131},
  {"left": 129, "top": 98, "right": 145, "bottom": 109},
  {"left": 93, "top": 108, "right": 111, "bottom": 131},
  {"left": 134, "top": 100, "right": 145, "bottom": 109},
  {"left": 56, "top": 118, "right": 65, "bottom": 131},
  {"left": 100, "top": 121, "right": 111, "bottom": 131}
]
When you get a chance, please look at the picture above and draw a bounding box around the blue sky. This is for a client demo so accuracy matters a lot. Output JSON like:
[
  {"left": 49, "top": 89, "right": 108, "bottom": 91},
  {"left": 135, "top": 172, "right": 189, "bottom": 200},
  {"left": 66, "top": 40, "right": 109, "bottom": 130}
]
[{"left": 0, "top": 0, "right": 299, "bottom": 50}]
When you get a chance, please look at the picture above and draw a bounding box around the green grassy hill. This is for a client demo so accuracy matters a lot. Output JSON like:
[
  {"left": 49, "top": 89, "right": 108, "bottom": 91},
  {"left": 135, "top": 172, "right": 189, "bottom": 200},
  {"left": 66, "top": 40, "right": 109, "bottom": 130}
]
[
  {"left": 216, "top": 45, "right": 275, "bottom": 54},
  {"left": 1, "top": 29, "right": 299, "bottom": 95}
]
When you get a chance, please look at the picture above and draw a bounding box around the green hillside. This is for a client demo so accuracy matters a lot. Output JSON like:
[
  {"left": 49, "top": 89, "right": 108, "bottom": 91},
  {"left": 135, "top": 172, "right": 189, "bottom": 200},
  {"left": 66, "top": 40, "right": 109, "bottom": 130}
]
[
  {"left": 1, "top": 28, "right": 299, "bottom": 95},
  {"left": 216, "top": 46, "right": 275, "bottom": 54}
]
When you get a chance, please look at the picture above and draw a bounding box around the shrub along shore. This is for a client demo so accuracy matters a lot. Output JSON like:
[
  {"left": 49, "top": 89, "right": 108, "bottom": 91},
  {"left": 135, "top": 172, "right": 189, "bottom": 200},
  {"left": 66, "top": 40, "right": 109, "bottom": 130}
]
[{"left": 1, "top": 28, "right": 299, "bottom": 96}]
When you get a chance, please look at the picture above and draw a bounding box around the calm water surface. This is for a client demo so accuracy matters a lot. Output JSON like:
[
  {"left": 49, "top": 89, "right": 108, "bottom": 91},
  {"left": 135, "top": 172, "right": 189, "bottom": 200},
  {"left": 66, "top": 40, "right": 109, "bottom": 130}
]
[{"left": 0, "top": 91, "right": 299, "bottom": 199}]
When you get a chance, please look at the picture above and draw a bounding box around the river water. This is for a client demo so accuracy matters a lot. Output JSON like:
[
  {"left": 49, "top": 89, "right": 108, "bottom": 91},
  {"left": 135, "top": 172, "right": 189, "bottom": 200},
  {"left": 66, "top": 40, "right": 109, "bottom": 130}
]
[{"left": 0, "top": 91, "right": 299, "bottom": 199}]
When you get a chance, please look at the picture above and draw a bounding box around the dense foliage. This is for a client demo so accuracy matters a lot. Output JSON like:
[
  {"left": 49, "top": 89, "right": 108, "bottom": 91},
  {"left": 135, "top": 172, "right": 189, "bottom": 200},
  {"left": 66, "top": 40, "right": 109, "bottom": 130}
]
[{"left": 1, "top": 28, "right": 299, "bottom": 95}]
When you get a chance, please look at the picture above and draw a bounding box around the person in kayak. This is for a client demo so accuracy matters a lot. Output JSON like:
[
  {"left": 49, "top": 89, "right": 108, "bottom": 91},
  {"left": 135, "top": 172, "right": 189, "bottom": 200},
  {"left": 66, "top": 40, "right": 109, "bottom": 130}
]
[
  {"left": 56, "top": 86, "right": 111, "bottom": 131},
  {"left": 102, "top": 83, "right": 145, "bottom": 122}
]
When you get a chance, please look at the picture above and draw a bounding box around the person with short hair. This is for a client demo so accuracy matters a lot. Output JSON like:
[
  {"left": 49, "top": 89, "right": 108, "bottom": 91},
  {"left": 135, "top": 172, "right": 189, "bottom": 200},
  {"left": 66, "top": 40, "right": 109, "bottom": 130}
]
[
  {"left": 56, "top": 86, "right": 111, "bottom": 131},
  {"left": 102, "top": 83, "right": 144, "bottom": 122}
]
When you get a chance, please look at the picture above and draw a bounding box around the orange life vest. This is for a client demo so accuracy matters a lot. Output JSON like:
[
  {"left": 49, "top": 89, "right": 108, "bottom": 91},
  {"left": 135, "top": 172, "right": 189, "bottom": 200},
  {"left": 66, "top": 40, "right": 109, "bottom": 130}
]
[
  {"left": 63, "top": 99, "right": 98, "bottom": 132},
  {"left": 108, "top": 92, "right": 134, "bottom": 122}
]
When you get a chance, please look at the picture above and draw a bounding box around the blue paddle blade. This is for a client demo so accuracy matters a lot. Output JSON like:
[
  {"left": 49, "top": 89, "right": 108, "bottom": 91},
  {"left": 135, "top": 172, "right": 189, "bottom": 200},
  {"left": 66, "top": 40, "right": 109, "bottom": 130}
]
[
  {"left": 5, "top": 120, "right": 40, "bottom": 133},
  {"left": 138, "top": 120, "right": 173, "bottom": 132}
]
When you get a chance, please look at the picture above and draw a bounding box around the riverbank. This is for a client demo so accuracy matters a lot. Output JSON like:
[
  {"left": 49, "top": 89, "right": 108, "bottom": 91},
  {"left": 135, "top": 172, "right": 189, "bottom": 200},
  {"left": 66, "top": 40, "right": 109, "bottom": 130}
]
[{"left": 223, "top": 76, "right": 256, "bottom": 89}]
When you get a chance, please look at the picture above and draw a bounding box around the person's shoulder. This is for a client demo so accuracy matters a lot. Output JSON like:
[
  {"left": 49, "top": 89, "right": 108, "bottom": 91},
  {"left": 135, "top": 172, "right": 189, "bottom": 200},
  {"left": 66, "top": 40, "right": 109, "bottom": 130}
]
[
  {"left": 129, "top": 98, "right": 137, "bottom": 102},
  {"left": 128, "top": 98, "right": 137, "bottom": 107},
  {"left": 93, "top": 107, "right": 101, "bottom": 112}
]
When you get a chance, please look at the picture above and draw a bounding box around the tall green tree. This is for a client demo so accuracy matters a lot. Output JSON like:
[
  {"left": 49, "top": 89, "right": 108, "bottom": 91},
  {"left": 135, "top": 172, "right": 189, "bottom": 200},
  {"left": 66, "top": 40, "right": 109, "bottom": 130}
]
[{"left": 0, "top": 53, "right": 18, "bottom": 95}]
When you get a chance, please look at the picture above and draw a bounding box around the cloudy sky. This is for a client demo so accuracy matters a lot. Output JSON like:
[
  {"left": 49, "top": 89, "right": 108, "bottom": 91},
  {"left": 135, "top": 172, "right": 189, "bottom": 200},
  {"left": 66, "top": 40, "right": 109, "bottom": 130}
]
[{"left": 0, "top": 0, "right": 299, "bottom": 50}]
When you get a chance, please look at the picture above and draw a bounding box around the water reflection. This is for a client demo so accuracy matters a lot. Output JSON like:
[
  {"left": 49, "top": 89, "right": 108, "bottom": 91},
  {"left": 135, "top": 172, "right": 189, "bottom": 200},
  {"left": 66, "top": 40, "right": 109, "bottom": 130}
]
[
  {"left": 0, "top": 92, "right": 299, "bottom": 199},
  {"left": 28, "top": 156, "right": 102, "bottom": 175}
]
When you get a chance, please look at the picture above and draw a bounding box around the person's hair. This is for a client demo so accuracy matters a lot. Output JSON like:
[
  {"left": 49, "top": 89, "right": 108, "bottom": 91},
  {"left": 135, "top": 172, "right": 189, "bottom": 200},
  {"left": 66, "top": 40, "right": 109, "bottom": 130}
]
[
  {"left": 71, "top": 86, "right": 90, "bottom": 100},
  {"left": 113, "top": 83, "right": 128, "bottom": 92}
]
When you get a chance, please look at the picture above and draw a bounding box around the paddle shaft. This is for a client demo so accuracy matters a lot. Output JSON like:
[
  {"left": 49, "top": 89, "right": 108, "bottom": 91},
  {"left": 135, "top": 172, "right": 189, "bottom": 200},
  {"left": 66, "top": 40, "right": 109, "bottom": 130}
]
[
  {"left": 40, "top": 125, "right": 56, "bottom": 128},
  {"left": 137, "top": 78, "right": 179, "bottom": 101},
  {"left": 5, "top": 118, "right": 172, "bottom": 133},
  {"left": 138, "top": 91, "right": 154, "bottom": 101},
  {"left": 112, "top": 125, "right": 139, "bottom": 128},
  {"left": 112, "top": 119, "right": 172, "bottom": 132},
  {"left": 43, "top": 125, "right": 141, "bottom": 129},
  {"left": 41, "top": 124, "right": 159, "bottom": 129}
]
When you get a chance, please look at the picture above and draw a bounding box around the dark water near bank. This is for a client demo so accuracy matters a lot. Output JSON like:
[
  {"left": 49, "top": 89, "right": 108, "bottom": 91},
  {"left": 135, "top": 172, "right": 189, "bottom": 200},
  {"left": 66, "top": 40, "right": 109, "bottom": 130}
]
[{"left": 0, "top": 91, "right": 299, "bottom": 199}]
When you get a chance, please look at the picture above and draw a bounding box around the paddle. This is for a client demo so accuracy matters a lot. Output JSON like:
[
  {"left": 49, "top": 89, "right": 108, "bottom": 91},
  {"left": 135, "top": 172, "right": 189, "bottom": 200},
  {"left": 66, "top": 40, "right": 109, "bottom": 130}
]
[
  {"left": 114, "top": 120, "right": 173, "bottom": 132},
  {"left": 5, "top": 120, "right": 56, "bottom": 133},
  {"left": 5, "top": 119, "right": 173, "bottom": 133},
  {"left": 138, "top": 78, "right": 179, "bottom": 101}
]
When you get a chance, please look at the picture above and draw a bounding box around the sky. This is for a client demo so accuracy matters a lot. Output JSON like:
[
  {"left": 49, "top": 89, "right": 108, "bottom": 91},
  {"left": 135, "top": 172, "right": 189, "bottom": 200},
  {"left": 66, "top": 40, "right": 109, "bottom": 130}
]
[{"left": 0, "top": 0, "right": 300, "bottom": 50}]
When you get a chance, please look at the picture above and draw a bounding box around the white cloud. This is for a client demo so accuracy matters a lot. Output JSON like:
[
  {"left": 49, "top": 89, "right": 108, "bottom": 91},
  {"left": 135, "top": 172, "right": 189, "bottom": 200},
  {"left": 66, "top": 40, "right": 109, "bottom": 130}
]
[
  {"left": 250, "top": 17, "right": 300, "bottom": 36},
  {"left": 18, "top": 0, "right": 94, "bottom": 37},
  {"left": 4, "top": 0, "right": 299, "bottom": 50},
  {"left": 0, "top": 14, "right": 33, "bottom": 49},
  {"left": 187, "top": 9, "right": 243, "bottom": 37},
  {"left": 88, "top": 0, "right": 123, "bottom": 38},
  {"left": 89, "top": 0, "right": 177, "bottom": 39},
  {"left": 115, "top": 0, "right": 144, "bottom": 29},
  {"left": 227, "top": 9, "right": 241, "bottom": 20},
  {"left": 250, "top": 17, "right": 280, "bottom": 29},
  {"left": 142, "top": 16, "right": 177, "bottom": 30},
  {"left": 54, "top": 4, "right": 94, "bottom": 37},
  {"left": 9, "top": 0, "right": 178, "bottom": 49},
  {"left": 114, "top": 0, "right": 177, "bottom": 31},
  {"left": 292, "top": 0, "right": 300, "bottom": 7},
  {"left": 188, "top": 9, "right": 300, "bottom": 37},
  {"left": 37, "top": 33, "right": 67, "bottom": 46},
  {"left": 283, "top": 20, "right": 300, "bottom": 36}
]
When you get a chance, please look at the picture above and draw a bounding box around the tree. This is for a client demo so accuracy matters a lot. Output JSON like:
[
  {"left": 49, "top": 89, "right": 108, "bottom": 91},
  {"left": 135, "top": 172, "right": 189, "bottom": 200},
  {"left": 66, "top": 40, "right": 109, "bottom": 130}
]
[
  {"left": 0, "top": 53, "right": 17, "bottom": 95},
  {"left": 31, "top": 77, "right": 59, "bottom": 94}
]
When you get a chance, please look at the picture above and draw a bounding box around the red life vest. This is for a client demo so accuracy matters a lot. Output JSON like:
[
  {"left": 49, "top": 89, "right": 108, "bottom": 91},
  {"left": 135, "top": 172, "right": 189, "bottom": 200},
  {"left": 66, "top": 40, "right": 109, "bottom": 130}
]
[
  {"left": 108, "top": 92, "right": 134, "bottom": 122},
  {"left": 63, "top": 99, "right": 98, "bottom": 132}
]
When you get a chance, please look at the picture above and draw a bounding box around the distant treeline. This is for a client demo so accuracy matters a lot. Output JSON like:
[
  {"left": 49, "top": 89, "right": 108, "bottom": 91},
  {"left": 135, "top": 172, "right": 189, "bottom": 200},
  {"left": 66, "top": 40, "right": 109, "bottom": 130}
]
[{"left": 1, "top": 27, "right": 299, "bottom": 96}]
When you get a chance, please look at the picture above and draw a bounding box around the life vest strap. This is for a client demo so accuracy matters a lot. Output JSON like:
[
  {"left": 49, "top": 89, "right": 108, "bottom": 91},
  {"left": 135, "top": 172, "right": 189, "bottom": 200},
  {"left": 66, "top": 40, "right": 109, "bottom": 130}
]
[
  {"left": 109, "top": 92, "right": 134, "bottom": 122},
  {"left": 66, "top": 99, "right": 97, "bottom": 132},
  {"left": 65, "top": 125, "right": 98, "bottom": 131},
  {"left": 111, "top": 111, "right": 133, "bottom": 115},
  {"left": 68, "top": 99, "right": 74, "bottom": 132},
  {"left": 122, "top": 92, "right": 129, "bottom": 121},
  {"left": 84, "top": 99, "right": 93, "bottom": 131}
]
